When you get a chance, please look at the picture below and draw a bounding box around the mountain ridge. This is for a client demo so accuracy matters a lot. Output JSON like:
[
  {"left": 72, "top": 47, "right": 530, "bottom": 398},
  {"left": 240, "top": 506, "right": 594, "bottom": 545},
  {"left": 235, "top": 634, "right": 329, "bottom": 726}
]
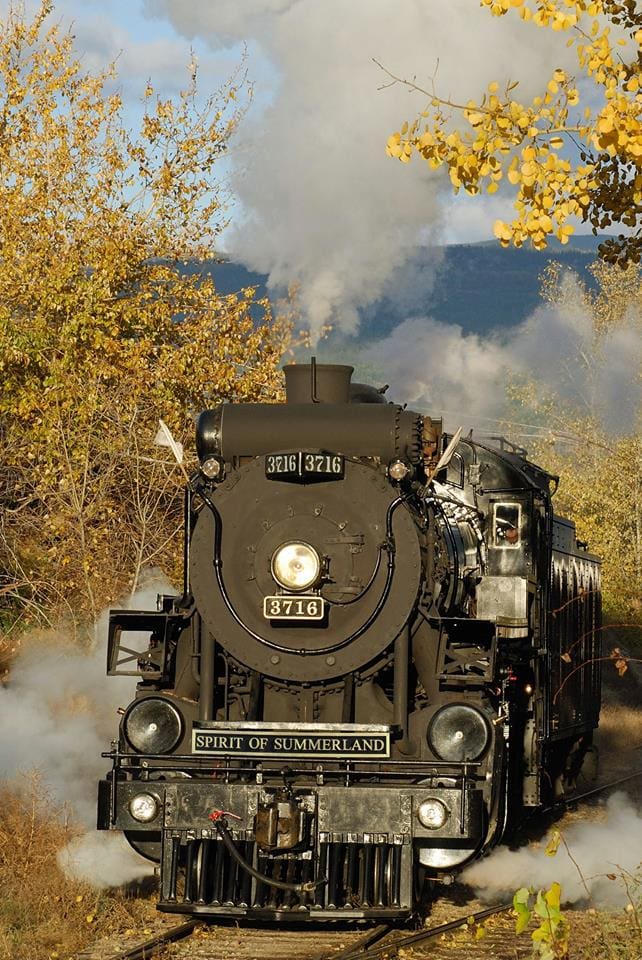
[{"left": 196, "top": 234, "right": 611, "bottom": 343}]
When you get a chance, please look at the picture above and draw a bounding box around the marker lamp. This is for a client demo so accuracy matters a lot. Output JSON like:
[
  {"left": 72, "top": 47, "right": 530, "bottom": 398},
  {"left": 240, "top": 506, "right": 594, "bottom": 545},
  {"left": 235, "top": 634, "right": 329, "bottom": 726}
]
[
  {"left": 128, "top": 792, "right": 160, "bottom": 823},
  {"left": 417, "top": 798, "right": 449, "bottom": 830}
]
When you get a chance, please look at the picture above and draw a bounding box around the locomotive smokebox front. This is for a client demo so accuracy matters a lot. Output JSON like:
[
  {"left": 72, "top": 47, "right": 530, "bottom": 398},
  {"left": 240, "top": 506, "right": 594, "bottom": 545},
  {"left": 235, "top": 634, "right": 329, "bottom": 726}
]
[{"left": 191, "top": 364, "right": 424, "bottom": 685}]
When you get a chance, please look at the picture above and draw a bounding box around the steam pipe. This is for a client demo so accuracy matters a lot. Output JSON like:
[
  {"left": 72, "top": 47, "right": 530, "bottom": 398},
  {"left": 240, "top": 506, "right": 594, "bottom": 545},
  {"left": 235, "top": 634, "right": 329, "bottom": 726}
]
[
  {"left": 310, "top": 355, "right": 320, "bottom": 403},
  {"left": 341, "top": 673, "right": 355, "bottom": 723},
  {"left": 199, "top": 618, "right": 215, "bottom": 723},
  {"left": 393, "top": 624, "right": 410, "bottom": 744},
  {"left": 183, "top": 486, "right": 192, "bottom": 601},
  {"left": 246, "top": 671, "right": 262, "bottom": 722}
]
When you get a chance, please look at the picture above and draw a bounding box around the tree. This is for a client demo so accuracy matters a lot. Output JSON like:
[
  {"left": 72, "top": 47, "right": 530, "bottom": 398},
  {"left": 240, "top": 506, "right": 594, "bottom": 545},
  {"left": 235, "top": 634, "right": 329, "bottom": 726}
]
[
  {"left": 384, "top": 0, "right": 642, "bottom": 265},
  {"left": 509, "top": 259, "right": 641, "bottom": 626},
  {"left": 0, "top": 2, "right": 290, "bottom": 630}
]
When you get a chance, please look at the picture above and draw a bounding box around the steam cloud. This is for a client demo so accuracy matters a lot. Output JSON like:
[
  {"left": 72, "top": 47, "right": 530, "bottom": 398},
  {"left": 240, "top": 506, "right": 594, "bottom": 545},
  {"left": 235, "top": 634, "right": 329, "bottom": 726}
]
[
  {"left": 144, "top": 0, "right": 576, "bottom": 338},
  {"left": 464, "top": 792, "right": 642, "bottom": 907},
  {"left": 141, "top": 0, "right": 640, "bottom": 432},
  {"left": 0, "top": 571, "right": 174, "bottom": 887},
  {"left": 361, "top": 270, "right": 642, "bottom": 434},
  {"left": 58, "top": 832, "right": 156, "bottom": 890}
]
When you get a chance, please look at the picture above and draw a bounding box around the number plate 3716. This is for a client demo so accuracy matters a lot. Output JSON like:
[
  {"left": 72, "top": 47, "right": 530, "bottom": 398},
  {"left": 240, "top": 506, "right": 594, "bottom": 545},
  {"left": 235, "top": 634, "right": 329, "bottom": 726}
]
[
  {"left": 263, "top": 596, "right": 324, "bottom": 620},
  {"left": 265, "top": 452, "right": 344, "bottom": 479}
]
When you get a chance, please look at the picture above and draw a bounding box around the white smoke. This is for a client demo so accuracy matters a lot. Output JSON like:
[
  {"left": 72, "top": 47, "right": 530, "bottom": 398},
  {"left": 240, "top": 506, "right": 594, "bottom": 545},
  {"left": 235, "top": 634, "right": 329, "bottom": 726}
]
[
  {"left": 0, "top": 570, "right": 175, "bottom": 886},
  {"left": 361, "top": 270, "right": 642, "bottom": 434},
  {"left": 144, "top": 0, "right": 577, "bottom": 338},
  {"left": 58, "top": 831, "right": 156, "bottom": 890},
  {"left": 464, "top": 793, "right": 642, "bottom": 907}
]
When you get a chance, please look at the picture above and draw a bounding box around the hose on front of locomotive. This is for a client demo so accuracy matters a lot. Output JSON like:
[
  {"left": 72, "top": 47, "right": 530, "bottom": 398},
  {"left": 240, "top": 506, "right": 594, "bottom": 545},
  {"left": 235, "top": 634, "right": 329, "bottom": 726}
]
[
  {"left": 210, "top": 813, "right": 326, "bottom": 894},
  {"left": 194, "top": 478, "right": 410, "bottom": 657}
]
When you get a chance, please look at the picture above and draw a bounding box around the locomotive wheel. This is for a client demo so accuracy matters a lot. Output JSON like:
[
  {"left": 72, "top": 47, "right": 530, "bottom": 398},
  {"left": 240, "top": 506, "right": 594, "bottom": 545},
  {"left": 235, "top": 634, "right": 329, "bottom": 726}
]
[{"left": 413, "top": 863, "right": 434, "bottom": 917}]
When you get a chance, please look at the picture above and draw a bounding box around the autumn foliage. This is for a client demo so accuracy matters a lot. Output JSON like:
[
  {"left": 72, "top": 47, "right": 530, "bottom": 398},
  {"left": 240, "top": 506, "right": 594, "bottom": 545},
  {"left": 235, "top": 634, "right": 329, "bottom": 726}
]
[
  {"left": 511, "top": 259, "right": 641, "bottom": 627},
  {"left": 0, "top": 2, "right": 289, "bottom": 629},
  {"left": 386, "top": 0, "right": 642, "bottom": 265}
]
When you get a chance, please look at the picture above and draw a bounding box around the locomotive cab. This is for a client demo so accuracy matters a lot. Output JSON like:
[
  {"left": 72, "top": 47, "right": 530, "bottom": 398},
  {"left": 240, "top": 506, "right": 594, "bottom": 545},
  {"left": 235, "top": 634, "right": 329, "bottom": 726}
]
[{"left": 98, "top": 362, "right": 601, "bottom": 919}]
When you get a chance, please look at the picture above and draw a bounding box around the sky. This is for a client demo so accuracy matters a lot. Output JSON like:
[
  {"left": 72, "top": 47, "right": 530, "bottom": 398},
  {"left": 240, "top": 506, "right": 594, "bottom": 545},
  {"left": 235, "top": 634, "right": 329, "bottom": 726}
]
[{"left": 3, "top": 0, "right": 586, "bottom": 339}]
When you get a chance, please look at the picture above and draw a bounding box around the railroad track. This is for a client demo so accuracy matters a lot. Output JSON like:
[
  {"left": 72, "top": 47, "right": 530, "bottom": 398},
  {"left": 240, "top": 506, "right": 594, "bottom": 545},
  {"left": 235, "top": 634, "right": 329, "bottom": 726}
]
[
  {"left": 87, "top": 903, "right": 511, "bottom": 960},
  {"left": 81, "top": 768, "right": 642, "bottom": 960}
]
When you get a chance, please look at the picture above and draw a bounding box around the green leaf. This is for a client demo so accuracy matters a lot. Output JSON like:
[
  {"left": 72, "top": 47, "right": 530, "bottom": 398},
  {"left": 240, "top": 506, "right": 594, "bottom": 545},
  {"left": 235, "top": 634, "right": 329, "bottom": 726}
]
[
  {"left": 515, "top": 906, "right": 532, "bottom": 935},
  {"left": 513, "top": 886, "right": 531, "bottom": 907},
  {"left": 534, "top": 890, "right": 551, "bottom": 919}
]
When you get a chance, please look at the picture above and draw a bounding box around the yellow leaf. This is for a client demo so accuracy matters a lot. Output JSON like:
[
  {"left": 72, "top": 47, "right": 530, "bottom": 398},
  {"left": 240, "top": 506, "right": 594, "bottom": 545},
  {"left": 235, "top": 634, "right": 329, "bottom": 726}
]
[
  {"left": 386, "top": 133, "right": 403, "bottom": 158},
  {"left": 545, "top": 830, "right": 561, "bottom": 856},
  {"left": 545, "top": 882, "right": 562, "bottom": 909},
  {"left": 493, "top": 219, "right": 513, "bottom": 241}
]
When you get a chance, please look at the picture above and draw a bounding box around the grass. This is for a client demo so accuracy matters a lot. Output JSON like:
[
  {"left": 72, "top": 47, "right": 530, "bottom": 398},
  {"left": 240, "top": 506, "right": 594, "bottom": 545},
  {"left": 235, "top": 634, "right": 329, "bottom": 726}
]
[
  {"left": 0, "top": 774, "right": 155, "bottom": 960},
  {"left": 567, "top": 908, "right": 642, "bottom": 960}
]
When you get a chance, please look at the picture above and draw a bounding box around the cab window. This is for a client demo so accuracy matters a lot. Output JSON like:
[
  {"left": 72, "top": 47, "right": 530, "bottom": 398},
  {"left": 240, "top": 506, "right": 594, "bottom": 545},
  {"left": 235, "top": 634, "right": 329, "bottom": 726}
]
[
  {"left": 493, "top": 503, "right": 521, "bottom": 548},
  {"left": 445, "top": 452, "right": 464, "bottom": 488}
]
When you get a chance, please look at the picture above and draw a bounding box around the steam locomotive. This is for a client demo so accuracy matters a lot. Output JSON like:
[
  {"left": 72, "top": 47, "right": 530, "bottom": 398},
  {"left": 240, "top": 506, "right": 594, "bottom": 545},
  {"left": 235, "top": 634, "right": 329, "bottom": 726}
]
[{"left": 97, "top": 362, "right": 601, "bottom": 919}]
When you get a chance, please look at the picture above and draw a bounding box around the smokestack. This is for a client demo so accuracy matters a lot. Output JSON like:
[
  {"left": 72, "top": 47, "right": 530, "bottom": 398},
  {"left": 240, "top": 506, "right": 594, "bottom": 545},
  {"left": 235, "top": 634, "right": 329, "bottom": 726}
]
[{"left": 283, "top": 360, "right": 354, "bottom": 404}]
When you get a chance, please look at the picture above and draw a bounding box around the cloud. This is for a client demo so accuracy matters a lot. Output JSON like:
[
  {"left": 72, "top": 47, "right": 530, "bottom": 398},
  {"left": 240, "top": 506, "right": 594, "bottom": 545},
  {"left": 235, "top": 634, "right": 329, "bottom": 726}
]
[
  {"left": 439, "top": 194, "right": 520, "bottom": 246},
  {"left": 144, "top": 0, "right": 577, "bottom": 337},
  {"left": 0, "top": 0, "right": 247, "bottom": 107}
]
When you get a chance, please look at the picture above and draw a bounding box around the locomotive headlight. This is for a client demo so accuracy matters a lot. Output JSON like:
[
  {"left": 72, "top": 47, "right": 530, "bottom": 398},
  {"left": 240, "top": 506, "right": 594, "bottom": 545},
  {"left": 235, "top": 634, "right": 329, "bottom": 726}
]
[
  {"left": 128, "top": 792, "right": 160, "bottom": 823},
  {"left": 427, "top": 704, "right": 491, "bottom": 763},
  {"left": 417, "top": 798, "right": 449, "bottom": 830},
  {"left": 271, "top": 541, "right": 321, "bottom": 592},
  {"left": 123, "top": 697, "right": 183, "bottom": 754}
]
